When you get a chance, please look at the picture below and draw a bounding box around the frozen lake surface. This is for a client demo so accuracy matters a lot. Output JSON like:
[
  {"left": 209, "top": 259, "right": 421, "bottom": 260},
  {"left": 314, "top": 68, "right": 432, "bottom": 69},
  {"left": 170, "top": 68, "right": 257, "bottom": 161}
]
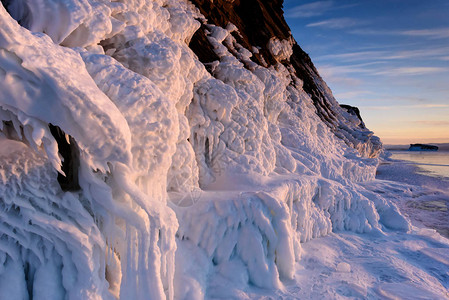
[
  {"left": 389, "top": 151, "right": 449, "bottom": 179},
  {"left": 377, "top": 153, "right": 449, "bottom": 238}
]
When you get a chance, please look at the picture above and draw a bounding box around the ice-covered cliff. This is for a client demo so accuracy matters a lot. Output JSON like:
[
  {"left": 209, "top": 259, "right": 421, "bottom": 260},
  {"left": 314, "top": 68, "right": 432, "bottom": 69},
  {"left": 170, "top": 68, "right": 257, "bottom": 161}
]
[{"left": 0, "top": 0, "right": 406, "bottom": 299}]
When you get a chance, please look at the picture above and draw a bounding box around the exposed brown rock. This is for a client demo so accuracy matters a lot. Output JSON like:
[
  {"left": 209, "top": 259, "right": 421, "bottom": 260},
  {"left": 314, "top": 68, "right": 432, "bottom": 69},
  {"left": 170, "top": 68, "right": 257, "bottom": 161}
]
[{"left": 189, "top": 0, "right": 290, "bottom": 66}]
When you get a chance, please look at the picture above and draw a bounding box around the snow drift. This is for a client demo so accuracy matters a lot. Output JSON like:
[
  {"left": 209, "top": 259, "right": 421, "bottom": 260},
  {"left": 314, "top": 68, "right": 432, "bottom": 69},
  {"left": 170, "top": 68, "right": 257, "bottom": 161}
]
[{"left": 0, "top": 0, "right": 408, "bottom": 299}]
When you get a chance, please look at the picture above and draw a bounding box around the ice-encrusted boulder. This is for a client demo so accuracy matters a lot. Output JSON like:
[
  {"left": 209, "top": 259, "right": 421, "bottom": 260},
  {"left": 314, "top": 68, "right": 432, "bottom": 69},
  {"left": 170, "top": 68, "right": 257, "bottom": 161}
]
[{"left": 0, "top": 0, "right": 406, "bottom": 299}]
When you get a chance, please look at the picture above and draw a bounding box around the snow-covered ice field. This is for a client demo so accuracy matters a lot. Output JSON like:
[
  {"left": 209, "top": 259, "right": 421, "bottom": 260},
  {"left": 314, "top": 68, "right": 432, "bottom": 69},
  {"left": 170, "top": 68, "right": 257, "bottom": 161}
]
[
  {"left": 289, "top": 227, "right": 449, "bottom": 299},
  {"left": 290, "top": 157, "right": 449, "bottom": 299},
  {"left": 202, "top": 156, "right": 449, "bottom": 299}
]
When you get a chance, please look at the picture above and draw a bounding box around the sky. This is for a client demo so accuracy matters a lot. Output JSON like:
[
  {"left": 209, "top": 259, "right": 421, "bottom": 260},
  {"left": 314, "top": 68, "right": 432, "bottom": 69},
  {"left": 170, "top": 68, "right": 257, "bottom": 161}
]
[{"left": 283, "top": 0, "right": 449, "bottom": 145}]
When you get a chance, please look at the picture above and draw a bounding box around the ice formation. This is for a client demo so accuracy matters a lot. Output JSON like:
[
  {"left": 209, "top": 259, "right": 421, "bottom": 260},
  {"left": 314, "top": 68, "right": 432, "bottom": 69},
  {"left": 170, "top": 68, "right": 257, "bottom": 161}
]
[{"left": 0, "top": 0, "right": 415, "bottom": 299}]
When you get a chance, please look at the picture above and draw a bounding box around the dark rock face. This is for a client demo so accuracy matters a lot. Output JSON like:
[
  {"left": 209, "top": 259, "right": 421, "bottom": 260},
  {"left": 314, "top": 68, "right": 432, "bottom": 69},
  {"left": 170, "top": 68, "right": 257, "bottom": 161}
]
[
  {"left": 289, "top": 43, "right": 338, "bottom": 125},
  {"left": 188, "top": 0, "right": 382, "bottom": 157},
  {"left": 190, "top": 24, "right": 221, "bottom": 65},
  {"left": 49, "top": 124, "right": 81, "bottom": 191},
  {"left": 189, "top": 0, "right": 290, "bottom": 67},
  {"left": 1, "top": 120, "right": 81, "bottom": 191}
]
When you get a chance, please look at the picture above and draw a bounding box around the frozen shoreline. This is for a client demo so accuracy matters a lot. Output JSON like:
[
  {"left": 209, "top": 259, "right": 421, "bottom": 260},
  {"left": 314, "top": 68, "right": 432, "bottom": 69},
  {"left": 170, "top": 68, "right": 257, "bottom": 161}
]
[
  {"left": 387, "top": 150, "right": 449, "bottom": 178},
  {"left": 376, "top": 155, "right": 449, "bottom": 238},
  {"left": 200, "top": 158, "right": 449, "bottom": 299},
  {"left": 259, "top": 159, "right": 449, "bottom": 299}
]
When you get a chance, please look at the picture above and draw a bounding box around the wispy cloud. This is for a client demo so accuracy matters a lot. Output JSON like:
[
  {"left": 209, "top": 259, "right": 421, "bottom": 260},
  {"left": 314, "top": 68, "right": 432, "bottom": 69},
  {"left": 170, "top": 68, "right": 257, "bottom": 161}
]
[
  {"left": 317, "top": 47, "right": 449, "bottom": 62},
  {"left": 317, "top": 62, "right": 386, "bottom": 78},
  {"left": 350, "top": 27, "right": 449, "bottom": 40},
  {"left": 410, "top": 104, "right": 449, "bottom": 108},
  {"left": 382, "top": 96, "right": 427, "bottom": 103},
  {"left": 334, "top": 90, "right": 373, "bottom": 100},
  {"left": 401, "top": 28, "right": 449, "bottom": 39},
  {"left": 285, "top": 1, "right": 334, "bottom": 18},
  {"left": 317, "top": 63, "right": 378, "bottom": 86},
  {"left": 320, "top": 74, "right": 362, "bottom": 86},
  {"left": 373, "top": 67, "right": 447, "bottom": 76},
  {"left": 285, "top": 1, "right": 359, "bottom": 18},
  {"left": 306, "top": 18, "right": 362, "bottom": 29},
  {"left": 317, "top": 65, "right": 369, "bottom": 86},
  {"left": 320, "top": 64, "right": 448, "bottom": 78},
  {"left": 383, "top": 47, "right": 449, "bottom": 60},
  {"left": 360, "top": 106, "right": 391, "bottom": 111},
  {"left": 361, "top": 104, "right": 449, "bottom": 110},
  {"left": 317, "top": 50, "right": 388, "bottom": 62},
  {"left": 413, "top": 120, "right": 449, "bottom": 126},
  {"left": 349, "top": 29, "right": 389, "bottom": 36},
  {"left": 347, "top": 95, "right": 428, "bottom": 104}
]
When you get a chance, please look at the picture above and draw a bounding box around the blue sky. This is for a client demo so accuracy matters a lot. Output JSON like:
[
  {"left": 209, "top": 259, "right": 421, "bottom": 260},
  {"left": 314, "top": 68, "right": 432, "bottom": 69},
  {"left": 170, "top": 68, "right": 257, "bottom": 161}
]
[{"left": 283, "top": 0, "right": 449, "bottom": 144}]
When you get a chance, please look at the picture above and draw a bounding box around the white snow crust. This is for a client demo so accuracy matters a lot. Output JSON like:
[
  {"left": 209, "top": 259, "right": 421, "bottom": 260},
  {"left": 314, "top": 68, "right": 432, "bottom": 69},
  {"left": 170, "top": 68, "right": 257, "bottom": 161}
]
[{"left": 0, "top": 1, "right": 447, "bottom": 299}]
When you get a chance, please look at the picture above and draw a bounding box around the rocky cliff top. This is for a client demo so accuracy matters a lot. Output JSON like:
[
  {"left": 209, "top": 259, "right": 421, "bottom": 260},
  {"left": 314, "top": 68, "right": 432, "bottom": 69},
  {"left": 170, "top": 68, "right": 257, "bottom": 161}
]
[{"left": 188, "top": 0, "right": 381, "bottom": 158}]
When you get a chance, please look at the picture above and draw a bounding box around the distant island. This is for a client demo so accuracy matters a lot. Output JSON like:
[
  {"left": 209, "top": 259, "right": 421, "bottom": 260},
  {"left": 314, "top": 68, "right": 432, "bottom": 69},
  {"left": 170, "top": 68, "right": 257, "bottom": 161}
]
[
  {"left": 409, "top": 144, "right": 439, "bottom": 151},
  {"left": 385, "top": 143, "right": 449, "bottom": 151}
]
